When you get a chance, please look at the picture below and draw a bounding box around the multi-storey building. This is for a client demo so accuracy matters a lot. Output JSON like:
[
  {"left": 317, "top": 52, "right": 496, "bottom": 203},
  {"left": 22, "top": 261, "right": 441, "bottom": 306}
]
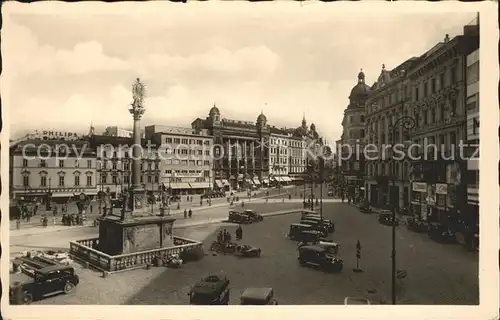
[
  {"left": 465, "top": 48, "right": 479, "bottom": 249},
  {"left": 339, "top": 70, "right": 370, "bottom": 201},
  {"left": 9, "top": 138, "right": 98, "bottom": 203},
  {"left": 365, "top": 59, "right": 418, "bottom": 209},
  {"left": 288, "top": 134, "right": 307, "bottom": 183},
  {"left": 269, "top": 127, "right": 293, "bottom": 185},
  {"left": 146, "top": 125, "right": 214, "bottom": 195},
  {"left": 408, "top": 28, "right": 479, "bottom": 224},
  {"left": 89, "top": 135, "right": 160, "bottom": 198},
  {"left": 191, "top": 105, "right": 270, "bottom": 191}
]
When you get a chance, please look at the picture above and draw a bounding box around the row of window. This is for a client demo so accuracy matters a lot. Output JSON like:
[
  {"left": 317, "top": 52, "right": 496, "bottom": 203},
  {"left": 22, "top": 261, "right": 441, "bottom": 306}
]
[
  {"left": 164, "top": 169, "right": 209, "bottom": 175},
  {"left": 161, "top": 159, "right": 211, "bottom": 166},
  {"left": 23, "top": 159, "right": 93, "bottom": 168},
  {"left": 164, "top": 137, "right": 211, "bottom": 145},
  {"left": 163, "top": 149, "right": 210, "bottom": 156},
  {"left": 269, "top": 147, "right": 288, "bottom": 155},
  {"left": 366, "top": 162, "right": 409, "bottom": 179},
  {"left": 23, "top": 175, "right": 92, "bottom": 187},
  {"left": 270, "top": 157, "right": 287, "bottom": 165}
]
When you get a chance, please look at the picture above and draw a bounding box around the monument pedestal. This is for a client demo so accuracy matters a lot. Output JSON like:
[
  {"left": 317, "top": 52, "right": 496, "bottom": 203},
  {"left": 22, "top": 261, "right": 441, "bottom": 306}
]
[
  {"left": 129, "top": 187, "right": 151, "bottom": 217},
  {"left": 97, "top": 215, "right": 176, "bottom": 256}
]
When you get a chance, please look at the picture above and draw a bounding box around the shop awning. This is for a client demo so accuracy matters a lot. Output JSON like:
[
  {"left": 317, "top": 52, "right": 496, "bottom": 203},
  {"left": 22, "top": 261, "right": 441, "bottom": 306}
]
[
  {"left": 253, "top": 178, "right": 261, "bottom": 185},
  {"left": 237, "top": 174, "right": 244, "bottom": 181},
  {"left": 52, "top": 192, "right": 76, "bottom": 198},
  {"left": 215, "top": 180, "right": 223, "bottom": 188},
  {"left": 189, "top": 182, "right": 210, "bottom": 189},
  {"left": 171, "top": 183, "right": 191, "bottom": 189},
  {"left": 270, "top": 176, "right": 278, "bottom": 181},
  {"left": 262, "top": 179, "right": 269, "bottom": 184},
  {"left": 246, "top": 179, "right": 254, "bottom": 185},
  {"left": 222, "top": 179, "right": 230, "bottom": 186},
  {"left": 282, "top": 176, "right": 292, "bottom": 182}
]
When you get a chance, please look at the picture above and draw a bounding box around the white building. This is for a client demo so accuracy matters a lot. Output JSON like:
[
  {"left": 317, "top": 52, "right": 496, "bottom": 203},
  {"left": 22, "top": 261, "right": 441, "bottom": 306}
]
[
  {"left": 103, "top": 126, "right": 145, "bottom": 139},
  {"left": 465, "top": 49, "right": 479, "bottom": 212},
  {"left": 269, "top": 127, "right": 293, "bottom": 185}
]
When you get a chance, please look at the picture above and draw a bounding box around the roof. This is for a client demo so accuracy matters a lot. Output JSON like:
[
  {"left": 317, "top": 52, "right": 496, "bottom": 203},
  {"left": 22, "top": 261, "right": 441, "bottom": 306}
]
[
  {"left": 10, "top": 139, "right": 96, "bottom": 156},
  {"left": 90, "top": 135, "right": 156, "bottom": 148},
  {"left": 241, "top": 287, "right": 273, "bottom": 300},
  {"left": 291, "top": 223, "right": 312, "bottom": 227},
  {"left": 191, "top": 275, "right": 229, "bottom": 295},
  {"left": 299, "top": 245, "right": 325, "bottom": 252}
]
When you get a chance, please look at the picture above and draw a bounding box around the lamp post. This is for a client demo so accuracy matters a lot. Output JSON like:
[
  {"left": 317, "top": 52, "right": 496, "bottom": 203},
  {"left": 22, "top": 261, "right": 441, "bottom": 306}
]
[
  {"left": 319, "top": 156, "right": 324, "bottom": 220},
  {"left": 46, "top": 177, "right": 52, "bottom": 210},
  {"left": 309, "top": 161, "right": 314, "bottom": 211},
  {"left": 390, "top": 115, "right": 415, "bottom": 305},
  {"left": 169, "top": 170, "right": 175, "bottom": 205}
]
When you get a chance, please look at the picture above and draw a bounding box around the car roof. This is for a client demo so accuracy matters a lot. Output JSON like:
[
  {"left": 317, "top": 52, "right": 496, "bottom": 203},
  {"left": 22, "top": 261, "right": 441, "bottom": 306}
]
[
  {"left": 303, "top": 230, "right": 321, "bottom": 234},
  {"left": 191, "top": 275, "right": 229, "bottom": 295},
  {"left": 39, "top": 265, "right": 73, "bottom": 274},
  {"left": 299, "top": 245, "right": 325, "bottom": 252},
  {"left": 301, "top": 209, "right": 317, "bottom": 214},
  {"left": 291, "top": 223, "right": 311, "bottom": 227},
  {"left": 241, "top": 287, "right": 273, "bottom": 300}
]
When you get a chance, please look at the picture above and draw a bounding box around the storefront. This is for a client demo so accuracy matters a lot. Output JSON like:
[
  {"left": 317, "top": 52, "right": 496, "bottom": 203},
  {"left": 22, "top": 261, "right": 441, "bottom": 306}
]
[{"left": 411, "top": 182, "right": 426, "bottom": 219}]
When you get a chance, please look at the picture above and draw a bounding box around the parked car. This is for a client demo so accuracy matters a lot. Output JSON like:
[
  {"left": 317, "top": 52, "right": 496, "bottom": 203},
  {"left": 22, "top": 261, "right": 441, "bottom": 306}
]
[
  {"left": 358, "top": 202, "right": 373, "bottom": 214},
  {"left": 406, "top": 217, "right": 428, "bottom": 233},
  {"left": 243, "top": 209, "right": 263, "bottom": 222},
  {"left": 228, "top": 210, "right": 252, "bottom": 224},
  {"left": 297, "top": 245, "right": 343, "bottom": 273},
  {"left": 240, "top": 287, "right": 278, "bottom": 305},
  {"left": 288, "top": 224, "right": 322, "bottom": 242},
  {"left": 188, "top": 275, "right": 230, "bottom": 305},
  {"left": 378, "top": 212, "right": 399, "bottom": 226},
  {"left": 300, "top": 219, "right": 329, "bottom": 236},
  {"left": 10, "top": 264, "right": 79, "bottom": 304},
  {"left": 428, "top": 224, "right": 457, "bottom": 244},
  {"left": 300, "top": 215, "right": 334, "bottom": 233},
  {"left": 327, "top": 190, "right": 334, "bottom": 197},
  {"left": 300, "top": 209, "right": 318, "bottom": 219}
]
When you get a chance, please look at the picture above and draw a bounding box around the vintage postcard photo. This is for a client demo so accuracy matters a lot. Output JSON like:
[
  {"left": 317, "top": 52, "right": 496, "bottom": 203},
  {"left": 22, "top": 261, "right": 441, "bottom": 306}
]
[{"left": 1, "top": 1, "right": 498, "bottom": 319}]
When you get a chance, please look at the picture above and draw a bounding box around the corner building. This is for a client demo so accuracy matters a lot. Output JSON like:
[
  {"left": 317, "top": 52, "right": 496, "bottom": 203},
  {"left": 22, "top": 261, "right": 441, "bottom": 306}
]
[{"left": 339, "top": 70, "right": 369, "bottom": 201}]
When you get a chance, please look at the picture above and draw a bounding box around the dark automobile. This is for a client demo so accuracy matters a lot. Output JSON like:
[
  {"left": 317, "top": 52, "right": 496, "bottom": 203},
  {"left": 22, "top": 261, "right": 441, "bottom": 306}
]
[
  {"left": 406, "top": 217, "right": 428, "bottom": 233},
  {"left": 188, "top": 275, "right": 230, "bottom": 305},
  {"left": 300, "top": 209, "right": 318, "bottom": 219},
  {"left": 228, "top": 210, "right": 252, "bottom": 224},
  {"left": 358, "top": 202, "right": 373, "bottom": 214},
  {"left": 428, "top": 224, "right": 457, "bottom": 244},
  {"left": 235, "top": 244, "right": 262, "bottom": 257},
  {"left": 327, "top": 190, "right": 334, "bottom": 197},
  {"left": 288, "top": 224, "right": 322, "bottom": 242},
  {"left": 300, "top": 219, "right": 329, "bottom": 236},
  {"left": 243, "top": 209, "right": 264, "bottom": 222},
  {"left": 297, "top": 245, "right": 343, "bottom": 273},
  {"left": 300, "top": 216, "right": 334, "bottom": 233},
  {"left": 378, "top": 212, "right": 399, "bottom": 226},
  {"left": 240, "top": 287, "right": 278, "bottom": 305},
  {"left": 9, "top": 264, "right": 79, "bottom": 304}
]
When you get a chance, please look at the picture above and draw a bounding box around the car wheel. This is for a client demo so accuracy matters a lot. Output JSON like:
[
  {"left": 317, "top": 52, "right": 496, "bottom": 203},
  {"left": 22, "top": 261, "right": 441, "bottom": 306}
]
[
  {"left": 257, "top": 249, "right": 261, "bottom": 257},
  {"left": 64, "top": 282, "right": 75, "bottom": 294},
  {"left": 23, "top": 293, "right": 33, "bottom": 305}
]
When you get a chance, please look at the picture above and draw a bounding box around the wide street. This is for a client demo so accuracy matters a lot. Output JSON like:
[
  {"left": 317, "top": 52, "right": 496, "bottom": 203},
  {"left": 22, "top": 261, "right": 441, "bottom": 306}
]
[{"left": 22, "top": 189, "right": 478, "bottom": 305}]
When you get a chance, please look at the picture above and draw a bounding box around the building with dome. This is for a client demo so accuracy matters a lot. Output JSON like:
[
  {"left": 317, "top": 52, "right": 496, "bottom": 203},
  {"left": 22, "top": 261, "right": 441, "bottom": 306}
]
[
  {"left": 191, "top": 105, "right": 271, "bottom": 190},
  {"left": 338, "top": 70, "right": 370, "bottom": 201}
]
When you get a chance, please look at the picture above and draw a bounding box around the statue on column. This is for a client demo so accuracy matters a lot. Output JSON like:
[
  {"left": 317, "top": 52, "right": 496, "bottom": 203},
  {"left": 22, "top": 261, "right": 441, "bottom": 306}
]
[{"left": 121, "top": 188, "right": 130, "bottom": 221}]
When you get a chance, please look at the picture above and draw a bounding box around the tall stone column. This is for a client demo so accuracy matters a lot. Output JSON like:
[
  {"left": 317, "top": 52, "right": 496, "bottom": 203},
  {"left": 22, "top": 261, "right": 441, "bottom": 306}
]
[
  {"left": 244, "top": 140, "right": 248, "bottom": 176},
  {"left": 251, "top": 141, "right": 256, "bottom": 177},
  {"left": 126, "top": 78, "right": 150, "bottom": 218}
]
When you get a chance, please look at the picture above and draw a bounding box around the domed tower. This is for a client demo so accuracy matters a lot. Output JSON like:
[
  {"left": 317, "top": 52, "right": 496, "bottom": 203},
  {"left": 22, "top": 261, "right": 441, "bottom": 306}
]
[
  {"left": 256, "top": 112, "right": 268, "bottom": 129},
  {"left": 209, "top": 104, "right": 221, "bottom": 126},
  {"left": 256, "top": 111, "right": 270, "bottom": 180},
  {"left": 348, "top": 69, "right": 371, "bottom": 108}
]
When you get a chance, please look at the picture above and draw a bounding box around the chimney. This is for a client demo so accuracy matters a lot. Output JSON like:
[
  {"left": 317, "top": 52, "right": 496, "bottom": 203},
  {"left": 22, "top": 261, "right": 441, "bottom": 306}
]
[{"left": 444, "top": 34, "right": 450, "bottom": 43}]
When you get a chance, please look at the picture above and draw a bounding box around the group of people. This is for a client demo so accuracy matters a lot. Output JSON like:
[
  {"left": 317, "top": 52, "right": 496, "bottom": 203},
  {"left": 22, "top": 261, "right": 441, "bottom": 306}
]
[
  {"left": 183, "top": 209, "right": 193, "bottom": 219},
  {"left": 217, "top": 226, "right": 243, "bottom": 244}
]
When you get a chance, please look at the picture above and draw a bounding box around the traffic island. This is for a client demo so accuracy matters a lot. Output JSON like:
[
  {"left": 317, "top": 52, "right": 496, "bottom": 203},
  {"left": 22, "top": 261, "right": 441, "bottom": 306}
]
[{"left": 69, "top": 215, "right": 203, "bottom": 274}]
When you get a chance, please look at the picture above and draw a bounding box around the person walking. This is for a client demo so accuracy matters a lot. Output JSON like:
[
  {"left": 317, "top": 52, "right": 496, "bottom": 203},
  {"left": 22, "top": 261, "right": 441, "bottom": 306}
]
[
  {"left": 236, "top": 225, "right": 243, "bottom": 240},
  {"left": 184, "top": 209, "right": 188, "bottom": 219},
  {"left": 188, "top": 209, "right": 192, "bottom": 218}
]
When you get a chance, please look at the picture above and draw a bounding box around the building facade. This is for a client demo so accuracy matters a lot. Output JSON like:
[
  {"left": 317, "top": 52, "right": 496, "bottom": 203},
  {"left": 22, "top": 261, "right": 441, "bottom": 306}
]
[
  {"left": 192, "top": 105, "right": 270, "bottom": 190},
  {"left": 269, "top": 128, "right": 293, "bottom": 185},
  {"left": 365, "top": 59, "right": 418, "bottom": 209},
  {"left": 146, "top": 126, "right": 214, "bottom": 195},
  {"left": 339, "top": 70, "right": 370, "bottom": 201},
  {"left": 9, "top": 139, "right": 98, "bottom": 203},
  {"left": 288, "top": 134, "right": 307, "bottom": 183},
  {"left": 408, "top": 30, "right": 479, "bottom": 225}
]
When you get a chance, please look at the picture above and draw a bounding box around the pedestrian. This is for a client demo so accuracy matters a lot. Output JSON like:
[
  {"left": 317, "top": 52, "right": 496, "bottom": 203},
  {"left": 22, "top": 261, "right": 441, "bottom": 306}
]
[
  {"left": 177, "top": 203, "right": 181, "bottom": 210},
  {"left": 184, "top": 209, "right": 187, "bottom": 219},
  {"left": 16, "top": 217, "right": 21, "bottom": 230},
  {"left": 217, "top": 230, "right": 223, "bottom": 243},
  {"left": 222, "top": 229, "right": 228, "bottom": 243},
  {"left": 241, "top": 201, "right": 245, "bottom": 208},
  {"left": 26, "top": 212, "right": 31, "bottom": 223},
  {"left": 188, "top": 209, "right": 192, "bottom": 218},
  {"left": 226, "top": 230, "right": 232, "bottom": 243},
  {"left": 289, "top": 194, "right": 292, "bottom": 200},
  {"left": 90, "top": 204, "right": 93, "bottom": 214},
  {"left": 236, "top": 225, "right": 243, "bottom": 240}
]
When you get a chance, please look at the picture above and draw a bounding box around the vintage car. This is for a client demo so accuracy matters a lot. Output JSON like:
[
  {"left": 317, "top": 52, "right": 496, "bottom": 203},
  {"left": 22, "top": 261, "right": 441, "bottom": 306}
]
[
  {"left": 300, "top": 215, "right": 335, "bottom": 233},
  {"left": 428, "top": 224, "right": 457, "bottom": 244},
  {"left": 240, "top": 287, "right": 278, "bottom": 305},
  {"left": 300, "top": 209, "right": 318, "bottom": 219},
  {"left": 344, "top": 297, "right": 371, "bottom": 305},
  {"left": 300, "top": 219, "right": 329, "bottom": 236},
  {"left": 10, "top": 263, "right": 79, "bottom": 304},
  {"left": 406, "top": 217, "right": 428, "bottom": 233},
  {"left": 243, "top": 209, "right": 264, "bottom": 222},
  {"left": 188, "top": 275, "right": 230, "bottom": 305},
  {"left": 297, "top": 245, "right": 343, "bottom": 273},
  {"left": 358, "top": 202, "right": 373, "bottom": 214},
  {"left": 315, "top": 241, "right": 340, "bottom": 255},
  {"left": 228, "top": 210, "right": 252, "bottom": 224},
  {"left": 288, "top": 223, "right": 319, "bottom": 241},
  {"left": 235, "top": 244, "right": 262, "bottom": 257},
  {"left": 378, "top": 212, "right": 399, "bottom": 226}
]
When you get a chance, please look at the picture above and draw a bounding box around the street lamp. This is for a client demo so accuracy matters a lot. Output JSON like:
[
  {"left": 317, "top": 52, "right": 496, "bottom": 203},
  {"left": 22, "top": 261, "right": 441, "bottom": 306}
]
[
  {"left": 46, "top": 177, "right": 52, "bottom": 210},
  {"left": 390, "top": 115, "right": 415, "bottom": 305}
]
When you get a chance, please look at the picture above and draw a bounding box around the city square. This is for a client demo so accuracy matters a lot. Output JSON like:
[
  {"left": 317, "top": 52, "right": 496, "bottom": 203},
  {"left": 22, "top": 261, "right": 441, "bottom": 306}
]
[{"left": 3, "top": 3, "right": 490, "bottom": 314}]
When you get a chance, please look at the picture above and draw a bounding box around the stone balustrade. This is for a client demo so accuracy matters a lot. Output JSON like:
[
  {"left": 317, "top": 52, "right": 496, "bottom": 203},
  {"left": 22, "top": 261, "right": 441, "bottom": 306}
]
[{"left": 69, "top": 236, "right": 203, "bottom": 273}]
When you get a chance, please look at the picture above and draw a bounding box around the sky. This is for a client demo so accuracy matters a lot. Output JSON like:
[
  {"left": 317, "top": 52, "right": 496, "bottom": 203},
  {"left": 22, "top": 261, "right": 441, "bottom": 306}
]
[{"left": 3, "top": 2, "right": 477, "bottom": 143}]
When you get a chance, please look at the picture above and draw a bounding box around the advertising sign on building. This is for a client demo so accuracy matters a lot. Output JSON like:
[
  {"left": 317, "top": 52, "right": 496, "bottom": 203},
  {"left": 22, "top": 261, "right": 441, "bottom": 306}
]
[
  {"left": 412, "top": 182, "right": 427, "bottom": 192},
  {"left": 435, "top": 183, "right": 448, "bottom": 195},
  {"left": 426, "top": 184, "right": 436, "bottom": 206},
  {"left": 446, "top": 163, "right": 461, "bottom": 185}
]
